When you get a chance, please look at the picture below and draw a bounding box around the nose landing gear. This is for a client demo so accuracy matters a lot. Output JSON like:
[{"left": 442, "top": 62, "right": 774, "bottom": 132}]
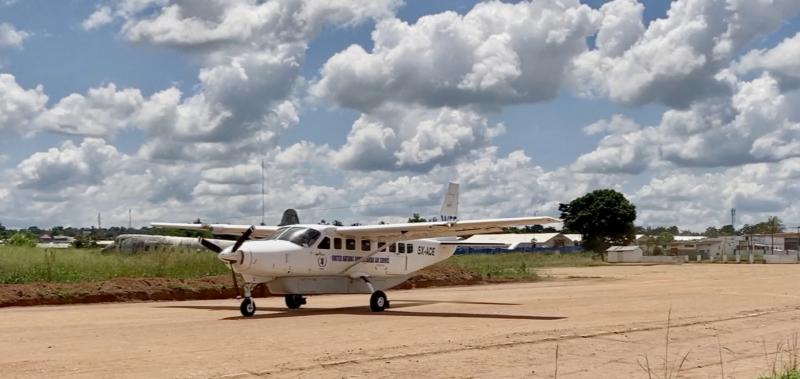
[{"left": 240, "top": 283, "right": 258, "bottom": 317}]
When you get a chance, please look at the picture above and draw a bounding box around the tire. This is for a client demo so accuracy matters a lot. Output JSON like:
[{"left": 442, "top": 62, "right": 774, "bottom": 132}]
[
  {"left": 285, "top": 294, "right": 306, "bottom": 309},
  {"left": 240, "top": 297, "right": 256, "bottom": 317},
  {"left": 369, "top": 291, "right": 389, "bottom": 312}
]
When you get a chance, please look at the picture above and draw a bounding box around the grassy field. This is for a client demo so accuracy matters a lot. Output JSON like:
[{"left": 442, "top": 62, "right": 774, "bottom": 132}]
[
  {"left": 443, "top": 252, "right": 602, "bottom": 280},
  {"left": 0, "top": 246, "right": 228, "bottom": 284},
  {"left": 0, "top": 245, "right": 599, "bottom": 284}
]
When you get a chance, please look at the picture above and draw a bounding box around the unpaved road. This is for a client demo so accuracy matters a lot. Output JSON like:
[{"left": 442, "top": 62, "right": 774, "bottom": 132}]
[{"left": 3, "top": 265, "right": 800, "bottom": 378}]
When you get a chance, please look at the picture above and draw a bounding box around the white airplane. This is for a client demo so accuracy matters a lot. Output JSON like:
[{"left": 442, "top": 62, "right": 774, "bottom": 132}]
[{"left": 153, "top": 183, "right": 559, "bottom": 317}]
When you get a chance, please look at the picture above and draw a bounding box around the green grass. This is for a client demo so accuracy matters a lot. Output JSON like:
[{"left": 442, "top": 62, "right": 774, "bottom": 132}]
[
  {"left": 0, "top": 246, "right": 229, "bottom": 284},
  {"left": 0, "top": 246, "right": 601, "bottom": 284},
  {"left": 760, "top": 369, "right": 800, "bottom": 379},
  {"left": 443, "top": 252, "right": 602, "bottom": 280}
]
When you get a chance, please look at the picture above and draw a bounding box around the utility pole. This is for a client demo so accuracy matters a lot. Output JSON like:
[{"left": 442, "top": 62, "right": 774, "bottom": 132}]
[
  {"left": 261, "top": 158, "right": 266, "bottom": 226},
  {"left": 97, "top": 212, "right": 101, "bottom": 230},
  {"left": 129, "top": 209, "right": 132, "bottom": 229}
]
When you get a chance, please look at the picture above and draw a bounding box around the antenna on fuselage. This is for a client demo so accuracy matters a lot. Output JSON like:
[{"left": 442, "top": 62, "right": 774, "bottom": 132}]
[{"left": 261, "top": 158, "right": 266, "bottom": 226}]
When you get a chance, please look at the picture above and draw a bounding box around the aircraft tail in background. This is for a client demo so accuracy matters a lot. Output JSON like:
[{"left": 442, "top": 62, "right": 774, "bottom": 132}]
[{"left": 439, "top": 182, "right": 459, "bottom": 222}]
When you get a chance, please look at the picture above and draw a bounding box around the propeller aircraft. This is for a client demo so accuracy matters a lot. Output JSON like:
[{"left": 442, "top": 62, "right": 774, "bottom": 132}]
[{"left": 153, "top": 183, "right": 559, "bottom": 317}]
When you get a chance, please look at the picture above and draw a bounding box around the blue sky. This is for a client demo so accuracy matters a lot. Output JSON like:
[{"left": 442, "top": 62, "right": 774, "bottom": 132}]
[{"left": 1, "top": 0, "right": 799, "bottom": 230}]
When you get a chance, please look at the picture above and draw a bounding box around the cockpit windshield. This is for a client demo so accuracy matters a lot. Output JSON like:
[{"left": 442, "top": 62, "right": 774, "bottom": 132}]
[{"left": 269, "top": 227, "right": 321, "bottom": 247}]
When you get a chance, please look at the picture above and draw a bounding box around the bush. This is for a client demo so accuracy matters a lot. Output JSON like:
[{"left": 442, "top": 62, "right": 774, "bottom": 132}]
[{"left": 7, "top": 232, "right": 37, "bottom": 247}]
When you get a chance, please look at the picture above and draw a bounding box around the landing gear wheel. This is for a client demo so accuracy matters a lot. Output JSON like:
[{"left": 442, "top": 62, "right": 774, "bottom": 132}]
[
  {"left": 284, "top": 294, "right": 306, "bottom": 309},
  {"left": 240, "top": 297, "right": 256, "bottom": 317},
  {"left": 369, "top": 291, "right": 389, "bottom": 312}
]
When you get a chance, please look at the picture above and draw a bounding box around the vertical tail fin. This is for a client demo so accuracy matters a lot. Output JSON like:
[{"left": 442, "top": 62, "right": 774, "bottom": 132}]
[{"left": 440, "top": 182, "right": 459, "bottom": 222}]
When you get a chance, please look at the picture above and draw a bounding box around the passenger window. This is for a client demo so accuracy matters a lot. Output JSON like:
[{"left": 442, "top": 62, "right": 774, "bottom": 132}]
[
  {"left": 407, "top": 244, "right": 413, "bottom": 254},
  {"left": 389, "top": 243, "right": 396, "bottom": 253},
  {"left": 318, "top": 237, "right": 330, "bottom": 249},
  {"left": 345, "top": 239, "right": 355, "bottom": 250},
  {"left": 361, "top": 239, "right": 371, "bottom": 251},
  {"left": 378, "top": 242, "right": 386, "bottom": 251},
  {"left": 398, "top": 243, "right": 405, "bottom": 254},
  {"left": 334, "top": 238, "right": 342, "bottom": 250}
]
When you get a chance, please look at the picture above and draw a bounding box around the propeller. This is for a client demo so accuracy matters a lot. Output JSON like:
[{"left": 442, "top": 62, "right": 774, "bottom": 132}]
[
  {"left": 198, "top": 226, "right": 255, "bottom": 299},
  {"left": 199, "top": 238, "right": 222, "bottom": 253}
]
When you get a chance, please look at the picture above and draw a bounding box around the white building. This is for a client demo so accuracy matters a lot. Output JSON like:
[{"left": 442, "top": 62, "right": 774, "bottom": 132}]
[
  {"left": 462, "top": 233, "right": 578, "bottom": 249},
  {"left": 606, "top": 246, "right": 643, "bottom": 263}
]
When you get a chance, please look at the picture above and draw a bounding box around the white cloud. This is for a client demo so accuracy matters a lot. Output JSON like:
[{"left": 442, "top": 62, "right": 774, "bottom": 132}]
[
  {"left": 82, "top": 6, "right": 114, "bottom": 30},
  {"left": 736, "top": 32, "right": 800, "bottom": 86},
  {"left": 582, "top": 114, "right": 641, "bottom": 135},
  {"left": 312, "top": 0, "right": 598, "bottom": 111},
  {"left": 0, "top": 22, "right": 29, "bottom": 48},
  {"left": 570, "top": 0, "right": 800, "bottom": 108},
  {"left": 35, "top": 84, "right": 145, "bottom": 136},
  {"left": 633, "top": 159, "right": 800, "bottom": 230},
  {"left": 0, "top": 74, "right": 48, "bottom": 135},
  {"left": 13, "top": 138, "right": 123, "bottom": 192},
  {"left": 119, "top": 0, "right": 400, "bottom": 49},
  {"left": 334, "top": 106, "right": 503, "bottom": 172},
  {"left": 574, "top": 74, "right": 800, "bottom": 173}
]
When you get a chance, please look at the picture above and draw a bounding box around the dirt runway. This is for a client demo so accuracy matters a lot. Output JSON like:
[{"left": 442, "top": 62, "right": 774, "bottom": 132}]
[{"left": 3, "top": 264, "right": 800, "bottom": 378}]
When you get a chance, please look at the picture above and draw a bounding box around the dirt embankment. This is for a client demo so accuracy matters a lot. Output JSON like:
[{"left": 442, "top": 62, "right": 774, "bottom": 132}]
[{"left": 0, "top": 265, "right": 484, "bottom": 307}]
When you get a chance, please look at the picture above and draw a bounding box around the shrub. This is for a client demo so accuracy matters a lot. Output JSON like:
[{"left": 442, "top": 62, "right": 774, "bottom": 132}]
[{"left": 7, "top": 232, "right": 37, "bottom": 247}]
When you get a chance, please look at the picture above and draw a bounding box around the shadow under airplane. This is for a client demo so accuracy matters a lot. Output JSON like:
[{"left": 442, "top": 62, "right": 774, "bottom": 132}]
[{"left": 159, "top": 299, "right": 567, "bottom": 322}]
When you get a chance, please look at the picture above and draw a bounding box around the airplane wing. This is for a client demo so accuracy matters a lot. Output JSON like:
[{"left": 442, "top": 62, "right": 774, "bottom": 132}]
[
  {"left": 151, "top": 223, "right": 281, "bottom": 239},
  {"left": 334, "top": 216, "right": 560, "bottom": 241}
]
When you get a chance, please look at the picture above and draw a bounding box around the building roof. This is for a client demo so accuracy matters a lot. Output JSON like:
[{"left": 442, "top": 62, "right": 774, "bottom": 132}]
[
  {"left": 563, "top": 234, "right": 582, "bottom": 242},
  {"left": 607, "top": 245, "right": 642, "bottom": 252},
  {"left": 636, "top": 234, "right": 706, "bottom": 242},
  {"left": 463, "top": 233, "right": 566, "bottom": 245}
]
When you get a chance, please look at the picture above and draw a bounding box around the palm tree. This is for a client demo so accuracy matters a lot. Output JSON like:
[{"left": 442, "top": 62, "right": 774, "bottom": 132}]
[{"left": 766, "top": 216, "right": 784, "bottom": 252}]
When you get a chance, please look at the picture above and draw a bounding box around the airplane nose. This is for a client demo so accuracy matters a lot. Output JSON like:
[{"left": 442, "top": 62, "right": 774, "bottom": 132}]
[{"left": 218, "top": 250, "right": 242, "bottom": 264}]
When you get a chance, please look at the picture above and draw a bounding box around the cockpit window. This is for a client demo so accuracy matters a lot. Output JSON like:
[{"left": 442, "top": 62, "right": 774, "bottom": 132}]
[{"left": 268, "top": 227, "right": 321, "bottom": 247}]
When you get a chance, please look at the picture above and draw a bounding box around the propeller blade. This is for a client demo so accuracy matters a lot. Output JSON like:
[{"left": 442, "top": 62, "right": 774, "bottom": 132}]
[
  {"left": 199, "top": 238, "right": 222, "bottom": 253},
  {"left": 230, "top": 225, "right": 255, "bottom": 252},
  {"left": 229, "top": 262, "right": 240, "bottom": 298}
]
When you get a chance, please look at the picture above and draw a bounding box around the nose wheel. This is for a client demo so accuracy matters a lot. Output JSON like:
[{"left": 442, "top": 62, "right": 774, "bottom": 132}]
[
  {"left": 240, "top": 283, "right": 258, "bottom": 317},
  {"left": 240, "top": 297, "right": 256, "bottom": 317}
]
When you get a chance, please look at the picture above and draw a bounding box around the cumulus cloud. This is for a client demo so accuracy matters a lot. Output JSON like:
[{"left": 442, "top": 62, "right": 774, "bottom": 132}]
[
  {"left": 353, "top": 147, "right": 617, "bottom": 221},
  {"left": 82, "top": 6, "right": 114, "bottom": 30},
  {"left": 0, "top": 22, "right": 29, "bottom": 48},
  {"left": 571, "top": 0, "right": 800, "bottom": 108},
  {"left": 633, "top": 159, "right": 800, "bottom": 229},
  {"left": 574, "top": 74, "right": 800, "bottom": 173},
  {"left": 334, "top": 106, "right": 504, "bottom": 172},
  {"left": 736, "top": 32, "right": 800, "bottom": 87},
  {"left": 0, "top": 74, "right": 48, "bottom": 134},
  {"left": 312, "top": 0, "right": 598, "bottom": 111},
  {"left": 118, "top": 0, "right": 400, "bottom": 50},
  {"left": 13, "top": 138, "right": 124, "bottom": 192},
  {"left": 35, "top": 84, "right": 146, "bottom": 136}
]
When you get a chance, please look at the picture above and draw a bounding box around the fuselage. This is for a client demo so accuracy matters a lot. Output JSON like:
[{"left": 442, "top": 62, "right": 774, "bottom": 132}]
[{"left": 218, "top": 224, "right": 456, "bottom": 286}]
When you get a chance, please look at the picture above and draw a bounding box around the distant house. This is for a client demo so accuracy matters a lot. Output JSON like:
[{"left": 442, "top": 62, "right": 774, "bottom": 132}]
[
  {"left": 37, "top": 234, "right": 76, "bottom": 249},
  {"left": 462, "top": 233, "right": 578, "bottom": 249},
  {"left": 606, "top": 246, "right": 643, "bottom": 263}
]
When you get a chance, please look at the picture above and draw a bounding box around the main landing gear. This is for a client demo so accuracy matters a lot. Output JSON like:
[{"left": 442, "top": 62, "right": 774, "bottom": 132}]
[
  {"left": 285, "top": 294, "right": 307, "bottom": 309},
  {"left": 240, "top": 283, "right": 258, "bottom": 317},
  {"left": 362, "top": 277, "right": 389, "bottom": 312}
]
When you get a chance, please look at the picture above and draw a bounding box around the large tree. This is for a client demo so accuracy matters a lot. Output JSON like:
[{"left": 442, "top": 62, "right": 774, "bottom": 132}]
[{"left": 559, "top": 189, "right": 637, "bottom": 253}]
